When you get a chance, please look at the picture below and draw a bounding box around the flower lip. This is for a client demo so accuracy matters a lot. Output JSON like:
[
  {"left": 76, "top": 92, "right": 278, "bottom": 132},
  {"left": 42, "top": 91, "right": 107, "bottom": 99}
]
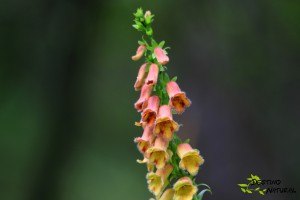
[
  {"left": 132, "top": 45, "right": 146, "bottom": 61},
  {"left": 142, "top": 95, "right": 160, "bottom": 126},
  {"left": 147, "top": 135, "right": 169, "bottom": 169},
  {"left": 154, "top": 47, "right": 169, "bottom": 65},
  {"left": 134, "top": 126, "right": 154, "bottom": 156},
  {"left": 166, "top": 81, "right": 191, "bottom": 114},
  {"left": 154, "top": 105, "right": 179, "bottom": 140}
]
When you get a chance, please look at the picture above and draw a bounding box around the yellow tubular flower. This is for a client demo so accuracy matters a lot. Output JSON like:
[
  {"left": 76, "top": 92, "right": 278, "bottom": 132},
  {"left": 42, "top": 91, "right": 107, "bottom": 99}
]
[
  {"left": 146, "top": 164, "right": 173, "bottom": 197},
  {"left": 173, "top": 177, "right": 198, "bottom": 200},
  {"left": 177, "top": 143, "right": 204, "bottom": 176},
  {"left": 147, "top": 135, "right": 169, "bottom": 169}
]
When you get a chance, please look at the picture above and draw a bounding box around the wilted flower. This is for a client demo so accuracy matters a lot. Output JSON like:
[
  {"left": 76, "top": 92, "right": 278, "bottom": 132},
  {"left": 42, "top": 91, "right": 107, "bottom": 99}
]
[
  {"left": 132, "top": 45, "right": 146, "bottom": 61},
  {"left": 166, "top": 81, "right": 191, "bottom": 114},
  {"left": 142, "top": 95, "right": 160, "bottom": 126},
  {"left": 177, "top": 143, "right": 204, "bottom": 176},
  {"left": 154, "top": 47, "right": 169, "bottom": 64},
  {"left": 147, "top": 135, "right": 169, "bottom": 169},
  {"left": 147, "top": 164, "right": 173, "bottom": 196},
  {"left": 173, "top": 177, "right": 198, "bottom": 200},
  {"left": 134, "top": 63, "right": 148, "bottom": 91},
  {"left": 145, "top": 63, "right": 159, "bottom": 86},
  {"left": 135, "top": 84, "right": 153, "bottom": 112},
  {"left": 154, "top": 105, "right": 179, "bottom": 140}
]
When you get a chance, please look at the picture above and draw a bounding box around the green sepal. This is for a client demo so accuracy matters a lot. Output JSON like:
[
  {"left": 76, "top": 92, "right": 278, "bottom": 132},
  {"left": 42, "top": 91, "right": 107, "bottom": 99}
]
[{"left": 197, "top": 189, "right": 212, "bottom": 200}]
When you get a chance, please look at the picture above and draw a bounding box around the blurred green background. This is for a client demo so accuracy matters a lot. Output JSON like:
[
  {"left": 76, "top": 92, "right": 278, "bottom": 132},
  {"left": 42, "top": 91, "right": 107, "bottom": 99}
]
[{"left": 0, "top": 0, "right": 299, "bottom": 200}]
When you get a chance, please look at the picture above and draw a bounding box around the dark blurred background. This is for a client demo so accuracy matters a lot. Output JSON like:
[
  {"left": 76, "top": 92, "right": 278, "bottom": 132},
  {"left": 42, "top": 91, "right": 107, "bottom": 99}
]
[{"left": 0, "top": 0, "right": 299, "bottom": 200}]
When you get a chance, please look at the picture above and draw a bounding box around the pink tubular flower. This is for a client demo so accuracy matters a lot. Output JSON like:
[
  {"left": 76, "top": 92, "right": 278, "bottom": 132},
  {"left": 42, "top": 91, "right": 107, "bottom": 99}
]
[
  {"left": 142, "top": 95, "right": 160, "bottom": 126},
  {"left": 132, "top": 45, "right": 146, "bottom": 61},
  {"left": 177, "top": 143, "right": 204, "bottom": 176},
  {"left": 134, "top": 84, "right": 153, "bottom": 112},
  {"left": 154, "top": 47, "right": 169, "bottom": 64},
  {"left": 147, "top": 135, "right": 169, "bottom": 169},
  {"left": 154, "top": 105, "right": 179, "bottom": 140},
  {"left": 146, "top": 164, "right": 173, "bottom": 197},
  {"left": 134, "top": 126, "right": 154, "bottom": 157},
  {"left": 145, "top": 63, "right": 159, "bottom": 86},
  {"left": 166, "top": 81, "right": 191, "bottom": 114},
  {"left": 134, "top": 63, "right": 148, "bottom": 91},
  {"left": 173, "top": 177, "right": 198, "bottom": 200}
]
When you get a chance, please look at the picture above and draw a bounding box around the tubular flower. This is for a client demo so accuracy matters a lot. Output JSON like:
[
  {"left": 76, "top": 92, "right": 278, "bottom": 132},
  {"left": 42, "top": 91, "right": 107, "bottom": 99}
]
[
  {"left": 145, "top": 63, "right": 159, "bottom": 86},
  {"left": 166, "top": 81, "right": 191, "bottom": 114},
  {"left": 173, "top": 177, "right": 198, "bottom": 200},
  {"left": 134, "top": 126, "right": 154, "bottom": 157},
  {"left": 142, "top": 95, "right": 160, "bottom": 126},
  {"left": 154, "top": 47, "right": 169, "bottom": 65},
  {"left": 134, "top": 63, "right": 148, "bottom": 91},
  {"left": 147, "top": 135, "right": 169, "bottom": 169},
  {"left": 159, "top": 188, "right": 175, "bottom": 200},
  {"left": 177, "top": 143, "right": 204, "bottom": 176},
  {"left": 154, "top": 105, "right": 179, "bottom": 140},
  {"left": 132, "top": 45, "right": 146, "bottom": 61},
  {"left": 134, "top": 84, "right": 153, "bottom": 112},
  {"left": 146, "top": 164, "right": 173, "bottom": 196}
]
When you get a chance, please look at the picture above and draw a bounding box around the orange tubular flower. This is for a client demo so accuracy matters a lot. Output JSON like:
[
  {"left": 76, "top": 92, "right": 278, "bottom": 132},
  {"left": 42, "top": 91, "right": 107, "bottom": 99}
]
[
  {"left": 134, "top": 84, "right": 153, "bottom": 112},
  {"left": 177, "top": 143, "right": 204, "bottom": 176},
  {"left": 142, "top": 95, "right": 160, "bottom": 126},
  {"left": 173, "top": 177, "right": 198, "bottom": 200},
  {"left": 134, "top": 63, "right": 148, "bottom": 91},
  {"left": 132, "top": 45, "right": 146, "bottom": 61},
  {"left": 145, "top": 63, "right": 159, "bottom": 86},
  {"left": 147, "top": 135, "right": 169, "bottom": 169},
  {"left": 166, "top": 81, "right": 191, "bottom": 114},
  {"left": 146, "top": 164, "right": 173, "bottom": 197},
  {"left": 154, "top": 105, "right": 179, "bottom": 140},
  {"left": 159, "top": 188, "right": 175, "bottom": 200},
  {"left": 154, "top": 47, "right": 169, "bottom": 64},
  {"left": 134, "top": 126, "right": 154, "bottom": 156}
]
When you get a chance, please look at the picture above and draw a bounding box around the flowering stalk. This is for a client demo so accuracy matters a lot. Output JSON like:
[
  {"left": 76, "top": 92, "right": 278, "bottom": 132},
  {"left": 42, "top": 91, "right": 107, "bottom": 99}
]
[{"left": 132, "top": 8, "right": 211, "bottom": 200}]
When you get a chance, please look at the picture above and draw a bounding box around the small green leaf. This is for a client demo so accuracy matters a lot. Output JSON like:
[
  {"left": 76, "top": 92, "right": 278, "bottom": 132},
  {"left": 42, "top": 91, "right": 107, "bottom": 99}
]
[
  {"left": 151, "top": 39, "right": 158, "bottom": 47},
  {"left": 159, "top": 41, "right": 165, "bottom": 48},
  {"left": 197, "top": 189, "right": 212, "bottom": 200},
  {"left": 259, "top": 191, "right": 265, "bottom": 195},
  {"left": 171, "top": 76, "right": 177, "bottom": 82},
  {"left": 159, "top": 65, "right": 165, "bottom": 72},
  {"left": 246, "top": 189, "right": 252, "bottom": 194},
  {"left": 184, "top": 139, "right": 190, "bottom": 144},
  {"left": 172, "top": 109, "right": 177, "bottom": 115},
  {"left": 152, "top": 53, "right": 156, "bottom": 59},
  {"left": 241, "top": 188, "right": 246, "bottom": 193},
  {"left": 238, "top": 184, "right": 248, "bottom": 187},
  {"left": 164, "top": 73, "right": 170, "bottom": 82}
]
